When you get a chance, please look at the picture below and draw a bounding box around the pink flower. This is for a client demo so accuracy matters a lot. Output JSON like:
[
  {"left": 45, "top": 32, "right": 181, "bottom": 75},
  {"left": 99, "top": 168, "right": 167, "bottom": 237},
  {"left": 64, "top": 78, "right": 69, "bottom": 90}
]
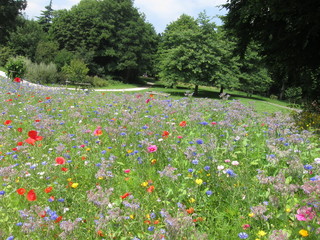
[
  {"left": 296, "top": 207, "right": 316, "bottom": 221},
  {"left": 93, "top": 126, "right": 103, "bottom": 136},
  {"left": 147, "top": 145, "right": 157, "bottom": 153},
  {"left": 124, "top": 169, "right": 131, "bottom": 173},
  {"left": 146, "top": 99, "right": 151, "bottom": 103},
  {"left": 242, "top": 224, "right": 251, "bottom": 230},
  {"left": 177, "top": 136, "right": 183, "bottom": 139}
]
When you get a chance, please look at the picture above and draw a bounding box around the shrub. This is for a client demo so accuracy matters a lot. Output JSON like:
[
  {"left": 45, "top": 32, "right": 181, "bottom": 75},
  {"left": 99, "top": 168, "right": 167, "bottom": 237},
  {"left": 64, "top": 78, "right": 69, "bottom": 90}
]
[
  {"left": 62, "top": 59, "right": 89, "bottom": 83},
  {"left": 5, "top": 56, "right": 26, "bottom": 79},
  {"left": 24, "top": 59, "right": 60, "bottom": 84},
  {"left": 0, "top": 46, "right": 15, "bottom": 67},
  {"left": 285, "top": 87, "right": 302, "bottom": 104},
  {"left": 291, "top": 101, "right": 320, "bottom": 133}
]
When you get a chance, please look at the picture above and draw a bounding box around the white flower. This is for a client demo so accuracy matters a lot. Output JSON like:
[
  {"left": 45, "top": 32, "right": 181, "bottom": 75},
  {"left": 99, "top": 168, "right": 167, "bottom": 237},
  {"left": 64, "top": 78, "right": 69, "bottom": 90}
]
[
  {"left": 217, "top": 165, "right": 225, "bottom": 170},
  {"left": 232, "top": 161, "right": 239, "bottom": 166},
  {"left": 314, "top": 158, "right": 320, "bottom": 164}
]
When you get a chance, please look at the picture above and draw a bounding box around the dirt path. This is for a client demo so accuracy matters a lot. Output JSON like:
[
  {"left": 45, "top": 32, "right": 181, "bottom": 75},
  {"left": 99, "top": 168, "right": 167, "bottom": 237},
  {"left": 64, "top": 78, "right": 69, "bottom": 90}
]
[{"left": 267, "top": 102, "right": 302, "bottom": 112}]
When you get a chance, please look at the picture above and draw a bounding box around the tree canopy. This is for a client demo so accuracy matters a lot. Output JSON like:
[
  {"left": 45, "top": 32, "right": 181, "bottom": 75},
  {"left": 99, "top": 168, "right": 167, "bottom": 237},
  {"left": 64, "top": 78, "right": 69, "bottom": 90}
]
[
  {"left": 50, "top": 0, "right": 158, "bottom": 81},
  {"left": 0, "top": 0, "right": 27, "bottom": 44}
]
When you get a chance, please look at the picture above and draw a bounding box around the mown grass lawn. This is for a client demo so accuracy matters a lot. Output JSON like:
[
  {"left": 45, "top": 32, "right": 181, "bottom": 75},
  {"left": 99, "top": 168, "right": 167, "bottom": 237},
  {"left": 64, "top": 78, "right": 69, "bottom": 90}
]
[{"left": 0, "top": 77, "right": 318, "bottom": 240}]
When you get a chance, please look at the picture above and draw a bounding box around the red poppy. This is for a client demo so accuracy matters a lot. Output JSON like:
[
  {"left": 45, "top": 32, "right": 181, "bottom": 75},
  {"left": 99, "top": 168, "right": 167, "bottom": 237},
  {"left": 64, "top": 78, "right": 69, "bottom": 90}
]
[
  {"left": 179, "top": 121, "right": 187, "bottom": 127},
  {"left": 35, "top": 119, "right": 41, "bottom": 122},
  {"left": 120, "top": 192, "right": 130, "bottom": 199},
  {"left": 27, "top": 189, "right": 37, "bottom": 201},
  {"left": 17, "top": 141, "right": 23, "bottom": 146},
  {"left": 39, "top": 211, "right": 46, "bottom": 218},
  {"left": 55, "top": 216, "right": 62, "bottom": 223},
  {"left": 55, "top": 157, "right": 66, "bottom": 165},
  {"left": 28, "top": 130, "right": 38, "bottom": 139},
  {"left": 162, "top": 131, "right": 170, "bottom": 138},
  {"left": 25, "top": 137, "right": 36, "bottom": 145},
  {"left": 46, "top": 97, "right": 51, "bottom": 100},
  {"left": 45, "top": 186, "right": 53, "bottom": 193},
  {"left": 4, "top": 120, "right": 12, "bottom": 125},
  {"left": 61, "top": 167, "right": 68, "bottom": 172},
  {"left": 17, "top": 128, "right": 23, "bottom": 132},
  {"left": 14, "top": 77, "right": 21, "bottom": 83},
  {"left": 12, "top": 148, "right": 18, "bottom": 151},
  {"left": 17, "top": 188, "right": 26, "bottom": 195}
]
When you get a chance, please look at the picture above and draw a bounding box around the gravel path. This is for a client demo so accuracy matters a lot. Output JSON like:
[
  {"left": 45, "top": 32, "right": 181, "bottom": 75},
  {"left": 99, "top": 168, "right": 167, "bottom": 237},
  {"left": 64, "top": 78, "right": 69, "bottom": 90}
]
[{"left": 0, "top": 71, "right": 149, "bottom": 92}]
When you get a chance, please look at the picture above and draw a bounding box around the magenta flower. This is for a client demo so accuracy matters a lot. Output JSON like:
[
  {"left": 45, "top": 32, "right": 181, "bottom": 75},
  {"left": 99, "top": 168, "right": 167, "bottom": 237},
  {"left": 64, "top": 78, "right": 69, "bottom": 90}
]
[
  {"left": 296, "top": 206, "right": 316, "bottom": 221},
  {"left": 147, "top": 145, "right": 157, "bottom": 153}
]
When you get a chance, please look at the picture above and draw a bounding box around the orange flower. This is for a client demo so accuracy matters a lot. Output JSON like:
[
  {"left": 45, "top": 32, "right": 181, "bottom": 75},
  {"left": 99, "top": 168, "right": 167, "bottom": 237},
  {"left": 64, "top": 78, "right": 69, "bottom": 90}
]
[
  {"left": 179, "top": 121, "right": 187, "bottom": 127},
  {"left": 147, "top": 185, "right": 155, "bottom": 193},
  {"left": 55, "top": 216, "right": 62, "bottom": 223},
  {"left": 97, "top": 230, "right": 105, "bottom": 237},
  {"left": 17, "top": 188, "right": 26, "bottom": 195},
  {"left": 186, "top": 208, "right": 195, "bottom": 214},
  {"left": 45, "top": 186, "right": 53, "bottom": 193},
  {"left": 26, "top": 189, "right": 37, "bottom": 201}
]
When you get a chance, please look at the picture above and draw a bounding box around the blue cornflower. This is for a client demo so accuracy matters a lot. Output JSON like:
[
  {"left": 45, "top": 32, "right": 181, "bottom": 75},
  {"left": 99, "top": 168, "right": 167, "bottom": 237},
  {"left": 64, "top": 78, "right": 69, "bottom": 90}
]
[
  {"left": 192, "top": 160, "right": 199, "bottom": 165},
  {"left": 16, "top": 222, "right": 23, "bottom": 226},
  {"left": 206, "top": 190, "right": 213, "bottom": 196},
  {"left": 6, "top": 236, "right": 14, "bottom": 240},
  {"left": 147, "top": 226, "right": 155, "bottom": 231},
  {"left": 120, "top": 132, "right": 126, "bottom": 136},
  {"left": 304, "top": 164, "right": 313, "bottom": 170},
  {"left": 196, "top": 139, "right": 203, "bottom": 144},
  {"left": 226, "top": 169, "right": 237, "bottom": 177},
  {"left": 58, "top": 198, "right": 65, "bottom": 202},
  {"left": 199, "top": 121, "right": 208, "bottom": 125},
  {"left": 238, "top": 232, "right": 249, "bottom": 239},
  {"left": 204, "top": 166, "right": 210, "bottom": 171},
  {"left": 188, "top": 168, "right": 194, "bottom": 173},
  {"left": 0, "top": 190, "right": 5, "bottom": 195},
  {"left": 310, "top": 176, "right": 320, "bottom": 181}
]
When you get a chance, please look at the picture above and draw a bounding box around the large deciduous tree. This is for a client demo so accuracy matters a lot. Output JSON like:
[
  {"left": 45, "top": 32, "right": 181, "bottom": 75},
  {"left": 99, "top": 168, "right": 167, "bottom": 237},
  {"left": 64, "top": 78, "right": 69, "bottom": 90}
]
[
  {"left": 157, "top": 13, "right": 221, "bottom": 95},
  {"left": 50, "top": 0, "right": 158, "bottom": 81},
  {"left": 0, "top": 0, "right": 27, "bottom": 44},
  {"left": 223, "top": 0, "right": 320, "bottom": 100}
]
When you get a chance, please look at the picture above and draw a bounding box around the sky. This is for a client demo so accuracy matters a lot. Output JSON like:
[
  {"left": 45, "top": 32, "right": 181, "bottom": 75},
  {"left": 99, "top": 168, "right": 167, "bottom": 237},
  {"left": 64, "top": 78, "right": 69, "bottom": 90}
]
[{"left": 22, "top": 0, "right": 228, "bottom": 33}]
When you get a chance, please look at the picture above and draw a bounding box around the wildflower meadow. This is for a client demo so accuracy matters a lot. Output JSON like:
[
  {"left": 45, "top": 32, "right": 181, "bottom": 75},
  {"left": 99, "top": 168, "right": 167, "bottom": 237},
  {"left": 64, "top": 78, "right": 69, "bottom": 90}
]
[{"left": 0, "top": 77, "right": 319, "bottom": 240}]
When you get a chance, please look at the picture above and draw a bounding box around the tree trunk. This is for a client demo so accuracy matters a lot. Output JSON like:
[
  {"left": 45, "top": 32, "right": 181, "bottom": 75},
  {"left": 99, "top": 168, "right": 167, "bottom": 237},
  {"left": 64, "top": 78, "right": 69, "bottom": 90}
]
[
  {"left": 219, "top": 85, "right": 224, "bottom": 94},
  {"left": 194, "top": 85, "right": 199, "bottom": 96}
]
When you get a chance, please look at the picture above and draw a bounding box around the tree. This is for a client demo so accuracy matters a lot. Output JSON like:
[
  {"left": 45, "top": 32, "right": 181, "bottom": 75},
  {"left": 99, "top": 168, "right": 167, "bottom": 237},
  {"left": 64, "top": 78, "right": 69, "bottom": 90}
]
[
  {"left": 157, "top": 14, "right": 220, "bottom": 95},
  {"left": 34, "top": 40, "right": 59, "bottom": 64},
  {"left": 7, "top": 19, "right": 45, "bottom": 60},
  {"left": 0, "top": 0, "right": 27, "bottom": 44},
  {"left": 50, "top": 0, "right": 158, "bottom": 81},
  {"left": 223, "top": 0, "right": 320, "bottom": 100},
  {"left": 37, "top": 0, "right": 54, "bottom": 32}
]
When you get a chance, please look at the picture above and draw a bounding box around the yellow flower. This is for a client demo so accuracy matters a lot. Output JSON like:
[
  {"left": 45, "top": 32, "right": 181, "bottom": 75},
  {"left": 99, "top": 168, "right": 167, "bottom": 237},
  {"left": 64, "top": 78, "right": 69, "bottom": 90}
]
[
  {"left": 248, "top": 213, "right": 255, "bottom": 217},
  {"left": 127, "top": 149, "right": 133, "bottom": 153},
  {"left": 86, "top": 148, "right": 91, "bottom": 151},
  {"left": 98, "top": 177, "right": 104, "bottom": 180},
  {"left": 141, "top": 182, "right": 148, "bottom": 187},
  {"left": 71, "top": 183, "right": 79, "bottom": 188},
  {"left": 299, "top": 229, "right": 309, "bottom": 237},
  {"left": 67, "top": 178, "right": 72, "bottom": 181},
  {"left": 195, "top": 179, "right": 203, "bottom": 185},
  {"left": 146, "top": 214, "right": 150, "bottom": 219},
  {"left": 130, "top": 215, "right": 134, "bottom": 219},
  {"left": 151, "top": 159, "right": 157, "bottom": 164},
  {"left": 285, "top": 208, "right": 291, "bottom": 213},
  {"left": 257, "top": 230, "right": 266, "bottom": 237},
  {"left": 189, "top": 198, "right": 196, "bottom": 203}
]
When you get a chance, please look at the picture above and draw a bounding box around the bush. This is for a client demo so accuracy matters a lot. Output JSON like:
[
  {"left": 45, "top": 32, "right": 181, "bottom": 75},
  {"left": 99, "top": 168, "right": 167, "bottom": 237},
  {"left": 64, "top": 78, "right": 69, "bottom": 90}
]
[
  {"left": 62, "top": 59, "right": 89, "bottom": 83},
  {"left": 0, "top": 46, "right": 15, "bottom": 67},
  {"left": 86, "top": 75, "right": 120, "bottom": 87},
  {"left": 5, "top": 56, "right": 26, "bottom": 79},
  {"left": 285, "top": 87, "right": 302, "bottom": 104},
  {"left": 24, "top": 59, "right": 60, "bottom": 84}
]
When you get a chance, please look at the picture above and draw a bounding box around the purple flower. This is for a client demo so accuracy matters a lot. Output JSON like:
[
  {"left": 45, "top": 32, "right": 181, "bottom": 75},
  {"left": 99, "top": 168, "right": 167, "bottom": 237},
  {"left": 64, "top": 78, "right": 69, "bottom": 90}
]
[
  {"left": 196, "top": 139, "right": 203, "bottom": 144},
  {"left": 238, "top": 232, "right": 249, "bottom": 239},
  {"left": 304, "top": 164, "right": 313, "bottom": 170}
]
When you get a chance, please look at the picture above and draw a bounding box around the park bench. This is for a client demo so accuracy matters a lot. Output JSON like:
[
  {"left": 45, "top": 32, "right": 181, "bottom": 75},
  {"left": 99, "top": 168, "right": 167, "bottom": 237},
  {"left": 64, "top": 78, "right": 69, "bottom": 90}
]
[{"left": 65, "top": 80, "right": 94, "bottom": 90}]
